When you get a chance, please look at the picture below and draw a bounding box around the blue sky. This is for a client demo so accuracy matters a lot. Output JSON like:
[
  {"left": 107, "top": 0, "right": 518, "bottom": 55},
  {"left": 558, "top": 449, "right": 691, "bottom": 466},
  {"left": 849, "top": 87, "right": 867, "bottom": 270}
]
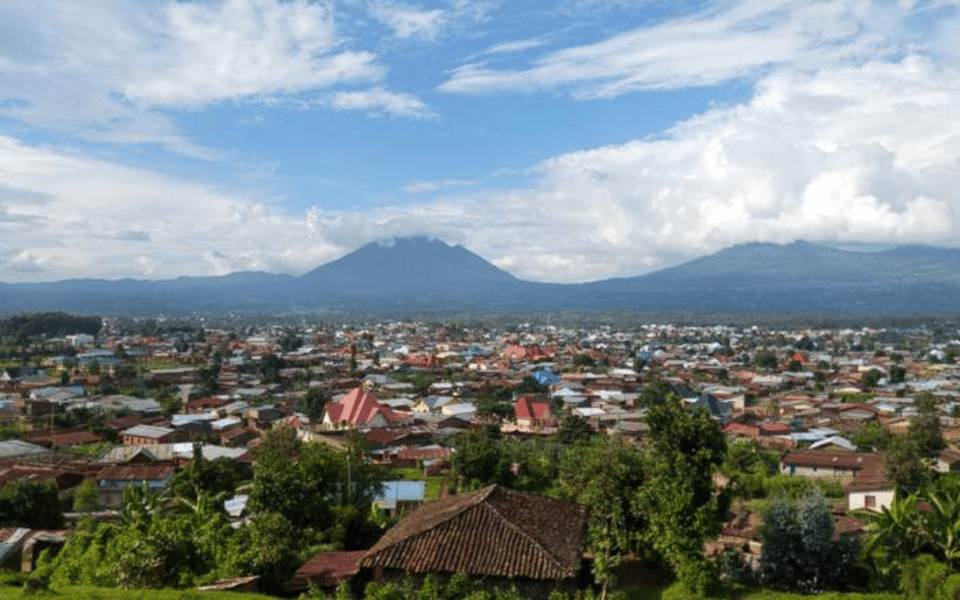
[{"left": 1, "top": 0, "right": 959, "bottom": 283}]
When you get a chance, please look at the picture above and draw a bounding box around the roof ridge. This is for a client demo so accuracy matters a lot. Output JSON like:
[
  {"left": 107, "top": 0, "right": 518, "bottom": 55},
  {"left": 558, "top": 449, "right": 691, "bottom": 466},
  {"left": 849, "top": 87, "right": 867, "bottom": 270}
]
[
  {"left": 481, "top": 486, "right": 573, "bottom": 577},
  {"left": 364, "top": 485, "right": 495, "bottom": 557}
]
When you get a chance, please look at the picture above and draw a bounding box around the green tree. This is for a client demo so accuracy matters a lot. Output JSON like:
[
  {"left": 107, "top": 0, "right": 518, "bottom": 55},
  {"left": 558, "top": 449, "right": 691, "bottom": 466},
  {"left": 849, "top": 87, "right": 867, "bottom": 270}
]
[
  {"left": 852, "top": 420, "right": 891, "bottom": 452},
  {"left": 760, "top": 490, "right": 866, "bottom": 593},
  {"left": 637, "top": 399, "right": 727, "bottom": 595},
  {"left": 553, "top": 412, "right": 594, "bottom": 446},
  {"left": 911, "top": 392, "right": 945, "bottom": 457},
  {"left": 885, "top": 435, "right": 932, "bottom": 495},
  {"left": 452, "top": 426, "right": 511, "bottom": 488},
  {"left": 249, "top": 427, "right": 383, "bottom": 538},
  {"left": 889, "top": 364, "right": 907, "bottom": 384},
  {"left": 555, "top": 436, "right": 646, "bottom": 597},
  {"left": 860, "top": 478, "right": 960, "bottom": 574},
  {"left": 301, "top": 386, "right": 332, "bottom": 421},
  {"left": 861, "top": 368, "right": 882, "bottom": 390},
  {"left": 73, "top": 479, "right": 99, "bottom": 513},
  {"left": 754, "top": 350, "right": 779, "bottom": 370},
  {"left": 166, "top": 446, "right": 248, "bottom": 506},
  {"left": 259, "top": 353, "right": 285, "bottom": 384},
  {"left": 0, "top": 479, "right": 65, "bottom": 529}
]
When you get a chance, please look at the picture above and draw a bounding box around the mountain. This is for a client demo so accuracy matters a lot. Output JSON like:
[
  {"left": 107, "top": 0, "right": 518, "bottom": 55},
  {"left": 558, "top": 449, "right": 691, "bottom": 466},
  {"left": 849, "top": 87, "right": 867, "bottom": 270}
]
[
  {"left": 570, "top": 240, "right": 960, "bottom": 313},
  {"left": 2, "top": 238, "right": 960, "bottom": 316},
  {"left": 291, "top": 237, "right": 536, "bottom": 310}
]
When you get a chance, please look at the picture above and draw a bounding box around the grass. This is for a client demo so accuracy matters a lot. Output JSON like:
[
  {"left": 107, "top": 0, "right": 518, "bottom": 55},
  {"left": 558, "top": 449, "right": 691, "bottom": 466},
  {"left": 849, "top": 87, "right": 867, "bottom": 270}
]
[
  {"left": 625, "top": 583, "right": 904, "bottom": 600},
  {"left": 0, "top": 584, "right": 280, "bottom": 600},
  {"left": 138, "top": 359, "right": 192, "bottom": 372}
]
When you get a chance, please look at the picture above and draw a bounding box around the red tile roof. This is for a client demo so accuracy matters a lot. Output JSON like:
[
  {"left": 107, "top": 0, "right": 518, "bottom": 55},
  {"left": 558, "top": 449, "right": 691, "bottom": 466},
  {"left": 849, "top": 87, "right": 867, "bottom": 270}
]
[
  {"left": 360, "top": 484, "right": 587, "bottom": 580},
  {"left": 289, "top": 551, "right": 366, "bottom": 590}
]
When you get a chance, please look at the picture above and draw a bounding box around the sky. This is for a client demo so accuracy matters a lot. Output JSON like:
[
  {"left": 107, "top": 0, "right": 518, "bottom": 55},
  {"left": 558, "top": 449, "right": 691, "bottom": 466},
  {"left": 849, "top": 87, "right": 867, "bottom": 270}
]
[{"left": 1, "top": 0, "right": 960, "bottom": 284}]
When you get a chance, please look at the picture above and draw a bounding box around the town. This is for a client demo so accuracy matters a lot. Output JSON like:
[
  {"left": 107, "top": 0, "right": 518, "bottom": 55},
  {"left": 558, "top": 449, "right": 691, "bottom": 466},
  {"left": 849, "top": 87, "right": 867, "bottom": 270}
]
[{"left": 0, "top": 313, "right": 958, "bottom": 598}]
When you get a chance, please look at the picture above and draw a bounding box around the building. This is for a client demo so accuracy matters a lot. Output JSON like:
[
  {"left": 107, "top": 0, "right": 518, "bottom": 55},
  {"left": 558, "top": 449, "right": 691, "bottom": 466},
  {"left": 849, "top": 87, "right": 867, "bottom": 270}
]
[
  {"left": 95, "top": 464, "right": 175, "bottom": 507},
  {"left": 360, "top": 484, "right": 587, "bottom": 599}
]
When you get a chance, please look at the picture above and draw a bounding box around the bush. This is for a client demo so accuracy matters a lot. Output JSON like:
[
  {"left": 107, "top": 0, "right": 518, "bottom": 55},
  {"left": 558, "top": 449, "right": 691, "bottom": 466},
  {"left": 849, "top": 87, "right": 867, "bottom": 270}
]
[{"left": 901, "top": 554, "right": 954, "bottom": 600}]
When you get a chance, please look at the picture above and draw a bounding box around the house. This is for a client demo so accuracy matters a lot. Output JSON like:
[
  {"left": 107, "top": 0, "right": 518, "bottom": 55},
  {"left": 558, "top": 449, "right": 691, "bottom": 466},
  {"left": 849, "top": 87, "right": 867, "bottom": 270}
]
[
  {"left": 514, "top": 395, "right": 551, "bottom": 432},
  {"left": 359, "top": 484, "right": 587, "bottom": 599},
  {"left": 288, "top": 551, "right": 367, "bottom": 595},
  {"left": 780, "top": 450, "right": 882, "bottom": 483},
  {"left": 120, "top": 424, "right": 179, "bottom": 446},
  {"left": 322, "top": 387, "right": 410, "bottom": 430},
  {"left": 847, "top": 473, "right": 896, "bottom": 513},
  {"left": 95, "top": 464, "right": 175, "bottom": 507},
  {"left": 936, "top": 448, "right": 960, "bottom": 473}
]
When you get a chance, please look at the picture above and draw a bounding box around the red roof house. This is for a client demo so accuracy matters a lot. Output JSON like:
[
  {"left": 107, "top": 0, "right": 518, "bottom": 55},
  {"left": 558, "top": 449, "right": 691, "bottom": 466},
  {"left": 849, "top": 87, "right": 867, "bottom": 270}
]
[
  {"left": 514, "top": 395, "right": 553, "bottom": 432},
  {"left": 323, "top": 387, "right": 409, "bottom": 430}
]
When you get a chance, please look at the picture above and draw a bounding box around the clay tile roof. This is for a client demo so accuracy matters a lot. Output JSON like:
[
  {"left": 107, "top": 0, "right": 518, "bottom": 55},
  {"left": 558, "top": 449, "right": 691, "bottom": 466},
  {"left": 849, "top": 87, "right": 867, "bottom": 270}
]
[
  {"left": 360, "top": 484, "right": 587, "bottom": 581},
  {"left": 289, "top": 551, "right": 367, "bottom": 590}
]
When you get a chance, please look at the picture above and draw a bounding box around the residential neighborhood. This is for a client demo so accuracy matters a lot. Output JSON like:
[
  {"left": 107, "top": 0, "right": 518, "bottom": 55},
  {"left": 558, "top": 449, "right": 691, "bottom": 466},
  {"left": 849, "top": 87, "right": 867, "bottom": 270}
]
[{"left": 2, "top": 315, "right": 960, "bottom": 596}]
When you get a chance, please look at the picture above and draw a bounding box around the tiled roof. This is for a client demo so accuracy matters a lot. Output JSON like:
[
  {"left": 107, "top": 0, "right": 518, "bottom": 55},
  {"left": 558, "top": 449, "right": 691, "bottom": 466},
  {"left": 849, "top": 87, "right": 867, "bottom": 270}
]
[
  {"left": 289, "top": 551, "right": 367, "bottom": 590},
  {"left": 360, "top": 484, "right": 587, "bottom": 580}
]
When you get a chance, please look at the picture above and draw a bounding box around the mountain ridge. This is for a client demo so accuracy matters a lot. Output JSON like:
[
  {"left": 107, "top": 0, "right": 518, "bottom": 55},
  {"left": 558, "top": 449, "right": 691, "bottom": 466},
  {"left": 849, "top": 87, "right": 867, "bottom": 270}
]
[{"left": 2, "top": 237, "right": 959, "bottom": 316}]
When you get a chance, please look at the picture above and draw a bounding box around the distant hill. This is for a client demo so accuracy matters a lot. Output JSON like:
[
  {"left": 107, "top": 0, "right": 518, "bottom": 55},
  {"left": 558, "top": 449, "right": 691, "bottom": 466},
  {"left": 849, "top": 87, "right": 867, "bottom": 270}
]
[{"left": 1, "top": 238, "right": 960, "bottom": 316}]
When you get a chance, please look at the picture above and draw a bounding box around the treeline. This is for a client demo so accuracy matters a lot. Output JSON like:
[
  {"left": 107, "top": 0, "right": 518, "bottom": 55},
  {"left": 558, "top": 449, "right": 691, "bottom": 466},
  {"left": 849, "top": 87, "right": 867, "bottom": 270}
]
[{"left": 0, "top": 312, "right": 101, "bottom": 339}]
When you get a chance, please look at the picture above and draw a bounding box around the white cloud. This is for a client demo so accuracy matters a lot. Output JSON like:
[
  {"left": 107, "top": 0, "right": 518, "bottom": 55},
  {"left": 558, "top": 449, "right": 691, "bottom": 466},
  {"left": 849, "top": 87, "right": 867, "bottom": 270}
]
[
  {"left": 309, "top": 52, "right": 960, "bottom": 282},
  {"left": 401, "top": 178, "right": 479, "bottom": 193},
  {"left": 439, "top": 0, "right": 904, "bottom": 97},
  {"left": 0, "top": 0, "right": 413, "bottom": 151},
  {"left": 5, "top": 49, "right": 960, "bottom": 284},
  {"left": 478, "top": 38, "right": 548, "bottom": 56},
  {"left": 369, "top": 1, "right": 448, "bottom": 40},
  {"left": 327, "top": 87, "right": 437, "bottom": 119},
  {"left": 0, "top": 135, "right": 344, "bottom": 281}
]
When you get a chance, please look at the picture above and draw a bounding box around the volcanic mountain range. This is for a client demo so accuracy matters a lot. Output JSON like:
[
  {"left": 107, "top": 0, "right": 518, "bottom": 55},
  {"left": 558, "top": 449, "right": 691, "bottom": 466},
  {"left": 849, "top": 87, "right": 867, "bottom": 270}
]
[{"left": 2, "top": 237, "right": 958, "bottom": 316}]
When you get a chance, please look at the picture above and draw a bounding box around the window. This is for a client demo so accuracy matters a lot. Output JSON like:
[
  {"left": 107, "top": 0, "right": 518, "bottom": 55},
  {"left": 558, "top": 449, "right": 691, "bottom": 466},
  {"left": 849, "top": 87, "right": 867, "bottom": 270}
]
[{"left": 865, "top": 495, "right": 876, "bottom": 508}]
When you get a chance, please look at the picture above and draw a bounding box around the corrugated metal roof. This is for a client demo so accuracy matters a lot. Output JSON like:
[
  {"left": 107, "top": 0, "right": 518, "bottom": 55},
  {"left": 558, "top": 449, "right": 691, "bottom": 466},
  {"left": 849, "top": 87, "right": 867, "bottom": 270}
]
[{"left": 0, "top": 440, "right": 49, "bottom": 458}]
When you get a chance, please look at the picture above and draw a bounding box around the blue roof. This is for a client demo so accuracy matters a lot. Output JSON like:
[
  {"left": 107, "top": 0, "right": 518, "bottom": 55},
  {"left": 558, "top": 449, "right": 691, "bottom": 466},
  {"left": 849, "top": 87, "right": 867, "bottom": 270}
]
[
  {"left": 533, "top": 369, "right": 561, "bottom": 386},
  {"left": 375, "top": 480, "right": 426, "bottom": 509}
]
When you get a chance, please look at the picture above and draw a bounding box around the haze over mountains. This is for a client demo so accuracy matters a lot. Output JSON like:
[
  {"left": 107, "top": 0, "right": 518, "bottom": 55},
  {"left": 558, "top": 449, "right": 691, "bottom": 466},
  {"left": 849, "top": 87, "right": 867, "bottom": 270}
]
[{"left": 1, "top": 237, "right": 958, "bottom": 316}]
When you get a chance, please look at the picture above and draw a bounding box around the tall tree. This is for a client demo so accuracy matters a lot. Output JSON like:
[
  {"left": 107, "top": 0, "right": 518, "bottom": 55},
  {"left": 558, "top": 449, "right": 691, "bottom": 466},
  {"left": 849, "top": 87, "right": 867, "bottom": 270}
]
[
  {"left": 555, "top": 436, "right": 646, "bottom": 597},
  {"left": 637, "top": 398, "right": 727, "bottom": 595}
]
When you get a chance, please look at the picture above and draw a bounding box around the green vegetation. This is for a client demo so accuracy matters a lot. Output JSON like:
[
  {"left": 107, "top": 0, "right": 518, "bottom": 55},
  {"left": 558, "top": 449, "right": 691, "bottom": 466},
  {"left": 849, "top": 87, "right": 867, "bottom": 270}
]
[
  {"left": 453, "top": 397, "right": 727, "bottom": 596},
  {"left": 34, "top": 426, "right": 388, "bottom": 595},
  {"left": 0, "top": 582, "right": 280, "bottom": 600},
  {"left": 0, "top": 312, "right": 101, "bottom": 340},
  {"left": 0, "top": 480, "right": 65, "bottom": 529}
]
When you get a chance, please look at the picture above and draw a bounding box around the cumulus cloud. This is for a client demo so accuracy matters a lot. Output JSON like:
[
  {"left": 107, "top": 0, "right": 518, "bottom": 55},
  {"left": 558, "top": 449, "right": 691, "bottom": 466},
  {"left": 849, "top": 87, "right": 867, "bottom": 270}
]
[
  {"left": 5, "top": 49, "right": 960, "bottom": 284},
  {"left": 0, "top": 135, "right": 345, "bottom": 282},
  {"left": 439, "top": 0, "right": 904, "bottom": 97},
  {"left": 0, "top": 0, "right": 411, "bottom": 151},
  {"left": 308, "top": 53, "right": 960, "bottom": 282}
]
